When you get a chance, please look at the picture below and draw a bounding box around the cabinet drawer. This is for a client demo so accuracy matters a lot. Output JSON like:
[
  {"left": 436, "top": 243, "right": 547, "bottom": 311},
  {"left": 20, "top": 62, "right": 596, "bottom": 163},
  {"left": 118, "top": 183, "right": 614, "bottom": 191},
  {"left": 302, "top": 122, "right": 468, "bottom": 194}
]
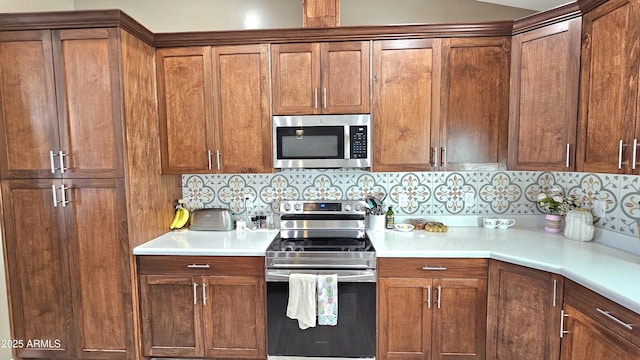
[
  {"left": 378, "top": 258, "right": 488, "bottom": 278},
  {"left": 564, "top": 280, "right": 640, "bottom": 348},
  {"left": 137, "top": 256, "right": 264, "bottom": 277}
]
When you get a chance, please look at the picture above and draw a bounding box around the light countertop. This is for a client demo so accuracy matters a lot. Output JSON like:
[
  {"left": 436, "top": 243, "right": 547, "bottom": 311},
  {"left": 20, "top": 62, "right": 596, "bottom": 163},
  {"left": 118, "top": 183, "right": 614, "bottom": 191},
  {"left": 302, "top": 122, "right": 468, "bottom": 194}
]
[{"left": 133, "top": 226, "right": 640, "bottom": 313}]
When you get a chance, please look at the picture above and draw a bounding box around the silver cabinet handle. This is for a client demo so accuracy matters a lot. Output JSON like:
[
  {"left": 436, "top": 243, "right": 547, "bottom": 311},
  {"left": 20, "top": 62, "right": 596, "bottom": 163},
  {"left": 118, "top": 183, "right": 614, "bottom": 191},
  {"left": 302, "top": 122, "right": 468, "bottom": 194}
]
[
  {"left": 60, "top": 184, "right": 71, "bottom": 207},
  {"left": 193, "top": 283, "right": 198, "bottom": 305},
  {"left": 553, "top": 279, "right": 557, "bottom": 307},
  {"left": 187, "top": 264, "right": 211, "bottom": 269},
  {"left": 52, "top": 184, "right": 59, "bottom": 208},
  {"left": 431, "top": 147, "right": 438, "bottom": 167},
  {"left": 49, "top": 151, "right": 57, "bottom": 174},
  {"left": 633, "top": 139, "right": 638, "bottom": 170},
  {"left": 560, "top": 309, "right": 569, "bottom": 338},
  {"left": 207, "top": 150, "right": 212, "bottom": 170},
  {"left": 216, "top": 150, "right": 221, "bottom": 170},
  {"left": 58, "top": 151, "right": 68, "bottom": 174},
  {"left": 619, "top": 140, "right": 625, "bottom": 169},
  {"left": 441, "top": 147, "right": 447, "bottom": 167},
  {"left": 427, "top": 285, "right": 431, "bottom": 309},
  {"left": 422, "top": 266, "right": 447, "bottom": 271},
  {"left": 323, "top": 88, "right": 327, "bottom": 109},
  {"left": 202, "top": 282, "right": 207, "bottom": 305},
  {"left": 596, "top": 308, "right": 634, "bottom": 330},
  {"left": 314, "top": 88, "right": 318, "bottom": 109},
  {"left": 436, "top": 285, "right": 442, "bottom": 309},
  {"left": 565, "top": 144, "right": 571, "bottom": 168}
]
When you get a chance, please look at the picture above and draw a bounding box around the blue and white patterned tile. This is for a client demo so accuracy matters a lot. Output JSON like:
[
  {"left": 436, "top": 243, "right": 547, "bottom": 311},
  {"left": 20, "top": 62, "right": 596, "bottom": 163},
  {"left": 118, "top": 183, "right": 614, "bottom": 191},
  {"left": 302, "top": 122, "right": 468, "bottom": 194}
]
[
  {"left": 217, "top": 175, "right": 259, "bottom": 214},
  {"left": 302, "top": 174, "right": 343, "bottom": 200},
  {"left": 432, "top": 172, "right": 475, "bottom": 214},
  {"left": 182, "top": 174, "right": 216, "bottom": 209},
  {"left": 259, "top": 174, "right": 301, "bottom": 212},
  {"left": 478, "top": 171, "right": 523, "bottom": 214},
  {"left": 524, "top": 172, "right": 564, "bottom": 214},
  {"left": 618, "top": 175, "right": 640, "bottom": 236},
  {"left": 566, "top": 173, "right": 619, "bottom": 230},
  {"left": 345, "top": 173, "right": 386, "bottom": 201},
  {"left": 388, "top": 172, "right": 431, "bottom": 215}
]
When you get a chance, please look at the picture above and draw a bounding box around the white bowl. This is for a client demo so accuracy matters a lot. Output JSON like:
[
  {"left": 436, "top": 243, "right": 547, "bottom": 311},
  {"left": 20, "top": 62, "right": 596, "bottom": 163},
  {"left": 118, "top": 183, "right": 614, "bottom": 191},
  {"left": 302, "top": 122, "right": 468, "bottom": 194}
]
[{"left": 394, "top": 224, "right": 415, "bottom": 232}]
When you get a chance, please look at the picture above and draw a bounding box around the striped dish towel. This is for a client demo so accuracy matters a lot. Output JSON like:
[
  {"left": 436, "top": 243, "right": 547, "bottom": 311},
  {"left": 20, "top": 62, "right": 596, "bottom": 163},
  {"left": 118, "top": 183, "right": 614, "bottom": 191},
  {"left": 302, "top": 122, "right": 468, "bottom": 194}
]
[{"left": 317, "top": 274, "right": 337, "bottom": 326}]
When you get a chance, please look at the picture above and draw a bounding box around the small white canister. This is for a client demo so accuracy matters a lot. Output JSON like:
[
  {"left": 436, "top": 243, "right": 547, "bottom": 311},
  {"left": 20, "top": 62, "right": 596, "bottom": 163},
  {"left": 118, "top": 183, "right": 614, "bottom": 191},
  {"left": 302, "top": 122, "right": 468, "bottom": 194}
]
[{"left": 563, "top": 208, "right": 595, "bottom": 242}]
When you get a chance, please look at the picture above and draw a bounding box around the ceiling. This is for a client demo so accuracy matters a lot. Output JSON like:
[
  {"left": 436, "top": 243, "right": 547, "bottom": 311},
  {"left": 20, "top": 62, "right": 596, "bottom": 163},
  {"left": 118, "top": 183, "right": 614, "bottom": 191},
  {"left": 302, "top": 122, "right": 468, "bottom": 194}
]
[{"left": 477, "top": 0, "right": 572, "bottom": 11}]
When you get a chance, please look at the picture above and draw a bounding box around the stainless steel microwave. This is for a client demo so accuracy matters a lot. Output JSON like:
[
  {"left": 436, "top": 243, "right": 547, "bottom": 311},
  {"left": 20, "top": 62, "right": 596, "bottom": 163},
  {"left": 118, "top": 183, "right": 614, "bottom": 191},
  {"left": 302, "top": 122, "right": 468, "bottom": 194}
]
[{"left": 272, "top": 114, "right": 371, "bottom": 169}]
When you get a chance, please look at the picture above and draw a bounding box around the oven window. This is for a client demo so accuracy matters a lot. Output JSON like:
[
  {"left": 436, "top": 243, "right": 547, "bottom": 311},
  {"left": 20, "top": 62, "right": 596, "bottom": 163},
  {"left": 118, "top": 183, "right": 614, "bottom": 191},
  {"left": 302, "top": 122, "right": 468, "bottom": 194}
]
[
  {"left": 267, "top": 282, "right": 376, "bottom": 358},
  {"left": 276, "top": 126, "right": 344, "bottom": 159}
]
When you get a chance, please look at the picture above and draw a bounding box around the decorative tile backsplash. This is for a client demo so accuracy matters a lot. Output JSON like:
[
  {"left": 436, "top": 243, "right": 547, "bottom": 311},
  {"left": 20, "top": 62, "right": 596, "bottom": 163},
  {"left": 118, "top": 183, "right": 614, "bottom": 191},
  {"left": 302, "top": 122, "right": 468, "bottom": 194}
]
[{"left": 182, "top": 169, "right": 640, "bottom": 237}]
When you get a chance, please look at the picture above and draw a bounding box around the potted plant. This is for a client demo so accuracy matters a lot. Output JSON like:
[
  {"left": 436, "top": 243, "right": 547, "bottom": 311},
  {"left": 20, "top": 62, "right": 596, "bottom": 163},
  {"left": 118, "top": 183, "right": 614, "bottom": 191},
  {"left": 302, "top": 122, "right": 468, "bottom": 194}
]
[{"left": 536, "top": 186, "right": 577, "bottom": 233}]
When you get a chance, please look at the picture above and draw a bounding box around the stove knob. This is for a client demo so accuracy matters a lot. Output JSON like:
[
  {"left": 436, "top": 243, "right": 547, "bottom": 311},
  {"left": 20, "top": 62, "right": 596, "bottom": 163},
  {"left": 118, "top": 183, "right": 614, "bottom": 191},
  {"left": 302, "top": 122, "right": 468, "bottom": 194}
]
[
  {"left": 344, "top": 204, "right": 352, "bottom": 211},
  {"left": 283, "top": 203, "right": 291, "bottom": 212},
  {"left": 294, "top": 203, "right": 302, "bottom": 211},
  {"left": 354, "top": 204, "right": 362, "bottom": 211}
]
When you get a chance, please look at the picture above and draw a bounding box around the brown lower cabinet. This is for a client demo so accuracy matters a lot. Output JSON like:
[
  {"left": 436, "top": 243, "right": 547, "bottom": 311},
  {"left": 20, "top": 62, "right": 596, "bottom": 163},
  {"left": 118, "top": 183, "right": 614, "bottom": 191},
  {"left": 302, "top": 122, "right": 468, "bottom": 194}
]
[
  {"left": 377, "top": 258, "right": 488, "bottom": 360},
  {"left": 560, "top": 280, "right": 640, "bottom": 359},
  {"left": 137, "top": 256, "right": 266, "bottom": 359},
  {"left": 486, "top": 260, "right": 564, "bottom": 360}
]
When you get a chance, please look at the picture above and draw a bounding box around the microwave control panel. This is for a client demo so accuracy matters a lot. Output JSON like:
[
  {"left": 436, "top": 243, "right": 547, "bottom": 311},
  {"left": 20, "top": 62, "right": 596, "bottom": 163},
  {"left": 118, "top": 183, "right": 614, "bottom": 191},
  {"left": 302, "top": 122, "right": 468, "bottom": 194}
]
[{"left": 350, "top": 126, "right": 368, "bottom": 159}]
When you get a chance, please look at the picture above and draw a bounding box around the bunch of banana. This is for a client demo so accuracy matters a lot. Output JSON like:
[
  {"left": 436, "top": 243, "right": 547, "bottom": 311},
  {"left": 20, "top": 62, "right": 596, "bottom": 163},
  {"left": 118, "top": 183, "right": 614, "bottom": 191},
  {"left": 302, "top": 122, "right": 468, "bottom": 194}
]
[{"left": 169, "top": 201, "right": 190, "bottom": 230}]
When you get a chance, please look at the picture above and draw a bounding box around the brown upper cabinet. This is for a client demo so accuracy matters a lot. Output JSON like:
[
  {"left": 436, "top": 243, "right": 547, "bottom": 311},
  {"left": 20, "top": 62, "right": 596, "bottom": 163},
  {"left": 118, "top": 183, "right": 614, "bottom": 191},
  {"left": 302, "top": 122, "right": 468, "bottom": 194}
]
[
  {"left": 271, "top": 41, "right": 370, "bottom": 115},
  {"left": 577, "top": 0, "right": 640, "bottom": 173},
  {"left": 0, "top": 29, "right": 124, "bottom": 179},
  {"left": 157, "top": 44, "right": 271, "bottom": 174},
  {"left": 508, "top": 18, "right": 582, "bottom": 171},
  {"left": 372, "top": 37, "right": 509, "bottom": 172},
  {"left": 303, "top": 0, "right": 340, "bottom": 27},
  {"left": 440, "top": 37, "right": 510, "bottom": 171}
]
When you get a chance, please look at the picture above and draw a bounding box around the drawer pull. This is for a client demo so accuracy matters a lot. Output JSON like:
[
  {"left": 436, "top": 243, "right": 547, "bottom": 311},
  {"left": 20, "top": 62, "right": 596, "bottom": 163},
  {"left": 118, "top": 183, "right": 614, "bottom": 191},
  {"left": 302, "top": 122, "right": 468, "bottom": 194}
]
[
  {"left": 596, "top": 308, "right": 633, "bottom": 330},
  {"left": 422, "top": 266, "right": 447, "bottom": 271},
  {"left": 187, "top": 264, "right": 211, "bottom": 269}
]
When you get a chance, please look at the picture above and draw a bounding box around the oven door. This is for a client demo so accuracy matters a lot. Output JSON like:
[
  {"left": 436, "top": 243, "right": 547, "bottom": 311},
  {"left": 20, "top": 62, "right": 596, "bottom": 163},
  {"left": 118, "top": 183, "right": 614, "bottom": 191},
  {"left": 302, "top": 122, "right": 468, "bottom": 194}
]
[{"left": 266, "top": 269, "right": 376, "bottom": 359}]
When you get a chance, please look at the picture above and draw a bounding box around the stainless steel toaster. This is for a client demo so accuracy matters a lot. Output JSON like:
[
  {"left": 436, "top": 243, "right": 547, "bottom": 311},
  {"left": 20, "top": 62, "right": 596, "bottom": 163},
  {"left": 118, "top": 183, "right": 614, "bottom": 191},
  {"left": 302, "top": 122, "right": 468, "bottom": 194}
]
[{"left": 189, "top": 208, "right": 233, "bottom": 231}]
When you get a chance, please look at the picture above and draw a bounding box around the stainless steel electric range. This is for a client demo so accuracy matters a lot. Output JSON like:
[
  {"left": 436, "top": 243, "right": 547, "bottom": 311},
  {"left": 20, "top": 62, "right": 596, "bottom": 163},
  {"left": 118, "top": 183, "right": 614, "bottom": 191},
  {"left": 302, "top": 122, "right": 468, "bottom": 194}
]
[{"left": 265, "top": 200, "right": 376, "bottom": 360}]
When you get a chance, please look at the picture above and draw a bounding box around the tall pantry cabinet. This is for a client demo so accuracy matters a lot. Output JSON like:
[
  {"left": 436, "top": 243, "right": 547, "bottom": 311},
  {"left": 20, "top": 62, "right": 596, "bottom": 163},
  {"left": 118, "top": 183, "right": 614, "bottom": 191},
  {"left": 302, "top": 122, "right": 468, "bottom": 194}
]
[{"left": 0, "top": 12, "right": 181, "bottom": 360}]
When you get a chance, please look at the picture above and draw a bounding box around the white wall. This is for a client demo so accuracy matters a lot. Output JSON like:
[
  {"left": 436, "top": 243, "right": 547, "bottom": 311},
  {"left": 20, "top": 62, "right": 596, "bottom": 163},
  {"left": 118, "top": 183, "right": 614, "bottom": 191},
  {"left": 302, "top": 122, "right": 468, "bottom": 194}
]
[{"left": 0, "top": 0, "right": 72, "bottom": 12}]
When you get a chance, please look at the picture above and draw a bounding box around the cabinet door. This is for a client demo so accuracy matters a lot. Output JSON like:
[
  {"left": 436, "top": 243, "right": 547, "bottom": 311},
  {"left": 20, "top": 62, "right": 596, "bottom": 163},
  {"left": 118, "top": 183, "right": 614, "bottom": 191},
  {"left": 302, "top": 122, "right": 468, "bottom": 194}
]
[
  {"left": 139, "top": 275, "right": 204, "bottom": 358},
  {"left": 0, "top": 180, "right": 73, "bottom": 359},
  {"left": 577, "top": 0, "right": 637, "bottom": 173},
  {"left": 440, "top": 37, "right": 509, "bottom": 171},
  {"left": 508, "top": 19, "right": 581, "bottom": 171},
  {"left": 203, "top": 275, "right": 266, "bottom": 359},
  {"left": 63, "top": 179, "right": 132, "bottom": 359},
  {"left": 157, "top": 46, "right": 215, "bottom": 174},
  {"left": 560, "top": 304, "right": 640, "bottom": 360},
  {"left": 303, "top": 0, "right": 339, "bottom": 27},
  {"left": 321, "top": 41, "right": 370, "bottom": 114},
  {"left": 0, "top": 30, "right": 61, "bottom": 179},
  {"left": 213, "top": 44, "right": 272, "bottom": 173},
  {"left": 373, "top": 39, "right": 441, "bottom": 172},
  {"left": 486, "top": 261, "right": 563, "bottom": 360},
  {"left": 432, "top": 278, "right": 487, "bottom": 360},
  {"left": 378, "top": 277, "right": 432, "bottom": 360},
  {"left": 53, "top": 28, "right": 124, "bottom": 179},
  {"left": 272, "top": 43, "right": 321, "bottom": 115}
]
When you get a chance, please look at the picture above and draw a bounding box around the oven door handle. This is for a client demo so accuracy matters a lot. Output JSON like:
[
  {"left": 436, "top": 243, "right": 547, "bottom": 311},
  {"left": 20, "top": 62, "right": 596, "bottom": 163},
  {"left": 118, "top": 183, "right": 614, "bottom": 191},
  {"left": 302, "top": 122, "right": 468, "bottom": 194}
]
[
  {"left": 266, "top": 270, "right": 376, "bottom": 283},
  {"left": 268, "top": 264, "right": 371, "bottom": 270}
]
